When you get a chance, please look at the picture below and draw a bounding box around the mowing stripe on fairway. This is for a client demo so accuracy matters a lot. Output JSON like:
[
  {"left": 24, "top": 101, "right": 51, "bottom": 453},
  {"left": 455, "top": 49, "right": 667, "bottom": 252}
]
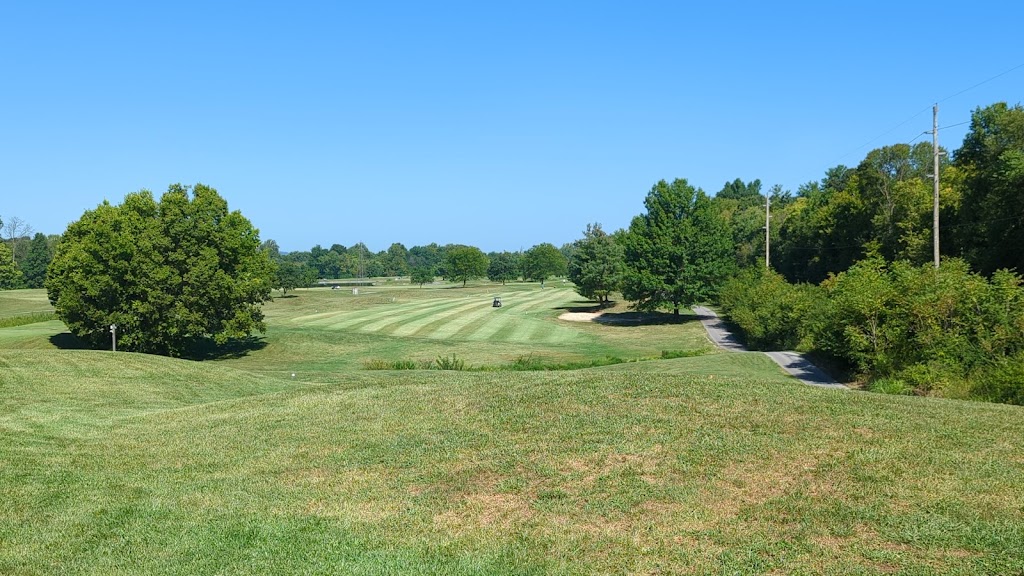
[
  {"left": 409, "top": 288, "right": 576, "bottom": 341},
  {"left": 292, "top": 297, "right": 455, "bottom": 327},
  {"left": 427, "top": 301, "right": 503, "bottom": 340},
  {"left": 321, "top": 298, "right": 475, "bottom": 332},
  {"left": 459, "top": 289, "right": 576, "bottom": 342},
  {"left": 509, "top": 287, "right": 577, "bottom": 312},
  {"left": 360, "top": 298, "right": 486, "bottom": 335},
  {"left": 387, "top": 299, "right": 492, "bottom": 338}
]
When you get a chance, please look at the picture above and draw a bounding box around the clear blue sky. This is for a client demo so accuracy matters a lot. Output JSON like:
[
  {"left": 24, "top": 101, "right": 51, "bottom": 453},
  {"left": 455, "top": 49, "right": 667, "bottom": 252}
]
[{"left": 2, "top": 1, "right": 1021, "bottom": 253}]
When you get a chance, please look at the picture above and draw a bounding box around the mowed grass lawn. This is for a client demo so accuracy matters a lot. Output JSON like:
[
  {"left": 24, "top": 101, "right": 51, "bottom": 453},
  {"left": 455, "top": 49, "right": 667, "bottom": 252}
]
[
  {"left": 0, "top": 289, "right": 52, "bottom": 319},
  {"left": 1, "top": 284, "right": 1023, "bottom": 573},
  {"left": 222, "top": 283, "right": 714, "bottom": 379},
  {"left": 1, "top": 350, "right": 1022, "bottom": 574}
]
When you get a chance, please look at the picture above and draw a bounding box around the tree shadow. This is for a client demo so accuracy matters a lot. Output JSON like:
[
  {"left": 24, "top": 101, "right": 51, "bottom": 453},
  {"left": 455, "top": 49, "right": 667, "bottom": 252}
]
[
  {"left": 554, "top": 302, "right": 603, "bottom": 313},
  {"left": 554, "top": 299, "right": 622, "bottom": 313},
  {"left": 274, "top": 294, "right": 299, "bottom": 299},
  {"left": 595, "top": 311, "right": 695, "bottom": 326},
  {"left": 183, "top": 336, "right": 268, "bottom": 361},
  {"left": 47, "top": 332, "right": 267, "bottom": 360},
  {"left": 48, "top": 332, "right": 91, "bottom": 349}
]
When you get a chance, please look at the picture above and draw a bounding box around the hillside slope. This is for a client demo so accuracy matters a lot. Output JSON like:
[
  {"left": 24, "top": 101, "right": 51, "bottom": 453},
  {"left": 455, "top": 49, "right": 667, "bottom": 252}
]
[{"left": 1, "top": 352, "right": 1021, "bottom": 574}]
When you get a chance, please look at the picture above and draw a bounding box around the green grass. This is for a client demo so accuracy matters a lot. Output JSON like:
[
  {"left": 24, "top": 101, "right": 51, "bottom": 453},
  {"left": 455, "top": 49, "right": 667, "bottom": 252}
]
[
  {"left": 206, "top": 284, "right": 716, "bottom": 380},
  {"left": 1, "top": 282, "right": 1023, "bottom": 573},
  {"left": 1, "top": 350, "right": 1022, "bottom": 574},
  {"left": 0, "top": 288, "right": 53, "bottom": 318}
]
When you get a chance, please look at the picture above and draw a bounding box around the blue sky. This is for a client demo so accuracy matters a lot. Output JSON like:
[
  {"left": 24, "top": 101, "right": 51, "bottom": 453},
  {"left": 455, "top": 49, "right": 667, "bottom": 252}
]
[{"left": 2, "top": 1, "right": 1021, "bottom": 253}]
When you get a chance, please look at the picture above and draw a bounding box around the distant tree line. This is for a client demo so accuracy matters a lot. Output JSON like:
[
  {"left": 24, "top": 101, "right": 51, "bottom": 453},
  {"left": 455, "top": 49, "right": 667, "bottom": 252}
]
[
  {"left": 0, "top": 214, "right": 59, "bottom": 290},
  {"left": 261, "top": 240, "right": 571, "bottom": 292}
]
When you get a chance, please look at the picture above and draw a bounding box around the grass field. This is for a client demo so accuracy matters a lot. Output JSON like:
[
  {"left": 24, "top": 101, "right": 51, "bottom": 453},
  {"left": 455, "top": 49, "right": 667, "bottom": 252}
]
[{"left": 1, "top": 283, "right": 1023, "bottom": 573}]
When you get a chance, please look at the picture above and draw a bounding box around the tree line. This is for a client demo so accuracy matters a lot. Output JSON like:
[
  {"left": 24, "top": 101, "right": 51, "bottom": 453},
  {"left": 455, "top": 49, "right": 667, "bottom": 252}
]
[
  {"left": 264, "top": 240, "right": 572, "bottom": 293},
  {"left": 0, "top": 215, "right": 60, "bottom": 290}
]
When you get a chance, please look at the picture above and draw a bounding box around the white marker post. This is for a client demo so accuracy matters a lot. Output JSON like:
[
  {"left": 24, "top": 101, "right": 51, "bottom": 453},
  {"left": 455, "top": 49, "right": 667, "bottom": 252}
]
[{"left": 110, "top": 324, "right": 117, "bottom": 352}]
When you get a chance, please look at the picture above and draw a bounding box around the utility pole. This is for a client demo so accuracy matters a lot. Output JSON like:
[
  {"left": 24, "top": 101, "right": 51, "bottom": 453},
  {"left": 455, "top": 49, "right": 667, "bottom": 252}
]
[
  {"left": 932, "top": 103, "right": 940, "bottom": 269},
  {"left": 765, "top": 193, "right": 771, "bottom": 269}
]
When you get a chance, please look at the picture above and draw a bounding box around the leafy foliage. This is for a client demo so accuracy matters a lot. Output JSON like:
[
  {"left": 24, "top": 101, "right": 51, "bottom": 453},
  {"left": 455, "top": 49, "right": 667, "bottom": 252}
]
[
  {"left": 718, "top": 268, "right": 820, "bottom": 350},
  {"left": 567, "top": 223, "right": 623, "bottom": 303},
  {"left": 20, "top": 233, "right": 54, "bottom": 288},
  {"left": 487, "top": 251, "right": 520, "bottom": 284},
  {"left": 954, "top": 102, "right": 1024, "bottom": 275},
  {"left": 522, "top": 243, "right": 567, "bottom": 285},
  {"left": 0, "top": 242, "right": 23, "bottom": 289},
  {"left": 273, "top": 261, "right": 313, "bottom": 295},
  {"left": 45, "top": 184, "right": 274, "bottom": 356},
  {"left": 442, "top": 245, "right": 489, "bottom": 287},
  {"left": 719, "top": 256, "right": 1024, "bottom": 404},
  {"left": 411, "top": 266, "right": 434, "bottom": 287},
  {"left": 621, "top": 179, "right": 735, "bottom": 314}
]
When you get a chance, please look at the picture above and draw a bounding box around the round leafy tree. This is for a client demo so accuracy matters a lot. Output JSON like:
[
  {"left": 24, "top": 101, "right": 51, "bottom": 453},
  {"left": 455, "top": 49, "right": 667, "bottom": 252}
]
[{"left": 45, "top": 184, "right": 274, "bottom": 356}]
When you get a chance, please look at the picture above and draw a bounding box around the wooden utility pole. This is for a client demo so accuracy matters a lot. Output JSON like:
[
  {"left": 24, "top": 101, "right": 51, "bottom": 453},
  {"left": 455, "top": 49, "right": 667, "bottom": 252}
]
[
  {"left": 932, "top": 103, "right": 940, "bottom": 269},
  {"left": 765, "top": 193, "right": 771, "bottom": 269}
]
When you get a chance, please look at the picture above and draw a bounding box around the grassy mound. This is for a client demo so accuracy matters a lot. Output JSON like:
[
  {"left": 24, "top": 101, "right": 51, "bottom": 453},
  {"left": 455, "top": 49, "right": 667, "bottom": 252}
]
[{"left": 2, "top": 351, "right": 1022, "bottom": 574}]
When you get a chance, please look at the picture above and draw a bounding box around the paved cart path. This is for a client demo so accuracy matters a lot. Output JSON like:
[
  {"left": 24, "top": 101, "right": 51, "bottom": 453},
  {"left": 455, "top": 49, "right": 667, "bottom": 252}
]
[{"left": 692, "top": 306, "right": 847, "bottom": 390}]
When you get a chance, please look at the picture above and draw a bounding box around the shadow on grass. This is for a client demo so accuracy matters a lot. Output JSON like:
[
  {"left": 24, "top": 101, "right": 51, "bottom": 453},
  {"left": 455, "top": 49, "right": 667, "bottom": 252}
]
[
  {"left": 48, "top": 332, "right": 91, "bottom": 350},
  {"left": 48, "top": 332, "right": 268, "bottom": 360},
  {"left": 184, "top": 336, "right": 268, "bottom": 361},
  {"left": 595, "top": 311, "right": 696, "bottom": 326},
  {"left": 274, "top": 294, "right": 299, "bottom": 299}
]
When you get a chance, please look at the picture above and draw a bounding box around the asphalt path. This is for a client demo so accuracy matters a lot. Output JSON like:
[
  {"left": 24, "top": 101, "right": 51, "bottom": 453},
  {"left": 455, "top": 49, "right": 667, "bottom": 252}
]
[{"left": 692, "top": 305, "right": 847, "bottom": 389}]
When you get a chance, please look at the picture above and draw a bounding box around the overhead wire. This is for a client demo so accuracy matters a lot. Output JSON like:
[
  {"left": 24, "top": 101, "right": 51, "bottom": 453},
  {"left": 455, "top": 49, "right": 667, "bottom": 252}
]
[{"left": 829, "top": 62, "right": 1023, "bottom": 166}]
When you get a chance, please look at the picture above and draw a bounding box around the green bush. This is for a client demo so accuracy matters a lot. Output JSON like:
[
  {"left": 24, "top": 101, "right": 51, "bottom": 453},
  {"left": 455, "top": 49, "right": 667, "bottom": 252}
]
[
  {"left": 722, "top": 258, "right": 1024, "bottom": 405},
  {"left": 969, "top": 352, "right": 1024, "bottom": 405},
  {"left": 434, "top": 354, "right": 467, "bottom": 371},
  {"left": 362, "top": 359, "right": 421, "bottom": 370},
  {"left": 813, "top": 258, "right": 1024, "bottom": 402},
  {"left": 868, "top": 378, "right": 914, "bottom": 396},
  {"left": 718, "top": 268, "right": 820, "bottom": 350}
]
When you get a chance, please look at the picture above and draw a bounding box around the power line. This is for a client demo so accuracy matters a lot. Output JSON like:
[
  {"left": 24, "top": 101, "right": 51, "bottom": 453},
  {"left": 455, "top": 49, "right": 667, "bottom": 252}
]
[
  {"left": 829, "top": 62, "right": 1023, "bottom": 166},
  {"left": 937, "top": 120, "right": 971, "bottom": 131},
  {"left": 834, "top": 105, "right": 932, "bottom": 164},
  {"left": 938, "top": 62, "right": 1024, "bottom": 104}
]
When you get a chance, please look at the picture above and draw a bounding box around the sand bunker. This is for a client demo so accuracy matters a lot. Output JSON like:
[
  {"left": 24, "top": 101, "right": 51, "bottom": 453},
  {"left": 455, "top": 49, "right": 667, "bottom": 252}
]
[{"left": 558, "top": 311, "right": 604, "bottom": 322}]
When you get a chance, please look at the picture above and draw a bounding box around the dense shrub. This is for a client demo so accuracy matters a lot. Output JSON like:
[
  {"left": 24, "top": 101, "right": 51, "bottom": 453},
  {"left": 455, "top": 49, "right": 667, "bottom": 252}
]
[
  {"left": 813, "top": 258, "right": 1024, "bottom": 401},
  {"left": 721, "top": 258, "right": 1024, "bottom": 404},
  {"left": 718, "top": 268, "right": 820, "bottom": 350}
]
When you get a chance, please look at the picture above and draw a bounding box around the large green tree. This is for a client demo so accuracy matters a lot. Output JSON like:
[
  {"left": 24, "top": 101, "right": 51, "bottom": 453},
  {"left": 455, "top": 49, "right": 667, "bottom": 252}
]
[
  {"left": 411, "top": 266, "right": 435, "bottom": 287},
  {"left": 487, "top": 251, "right": 521, "bottom": 284},
  {"left": 20, "top": 232, "right": 53, "bottom": 288},
  {"left": 0, "top": 242, "right": 22, "bottom": 289},
  {"left": 273, "top": 261, "right": 311, "bottom": 295},
  {"left": 46, "top": 184, "right": 274, "bottom": 356},
  {"left": 443, "top": 245, "right": 489, "bottom": 287},
  {"left": 955, "top": 102, "right": 1024, "bottom": 275},
  {"left": 522, "top": 243, "right": 567, "bottom": 287},
  {"left": 568, "top": 223, "right": 624, "bottom": 304},
  {"left": 383, "top": 243, "right": 410, "bottom": 277},
  {"left": 621, "top": 179, "right": 735, "bottom": 315}
]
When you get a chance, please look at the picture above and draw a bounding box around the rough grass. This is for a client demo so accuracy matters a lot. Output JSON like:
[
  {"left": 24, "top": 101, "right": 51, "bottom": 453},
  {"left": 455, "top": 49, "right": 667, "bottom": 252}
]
[
  {"left": 3, "top": 282, "right": 1023, "bottom": 572},
  {"left": 1, "top": 350, "right": 1022, "bottom": 574}
]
